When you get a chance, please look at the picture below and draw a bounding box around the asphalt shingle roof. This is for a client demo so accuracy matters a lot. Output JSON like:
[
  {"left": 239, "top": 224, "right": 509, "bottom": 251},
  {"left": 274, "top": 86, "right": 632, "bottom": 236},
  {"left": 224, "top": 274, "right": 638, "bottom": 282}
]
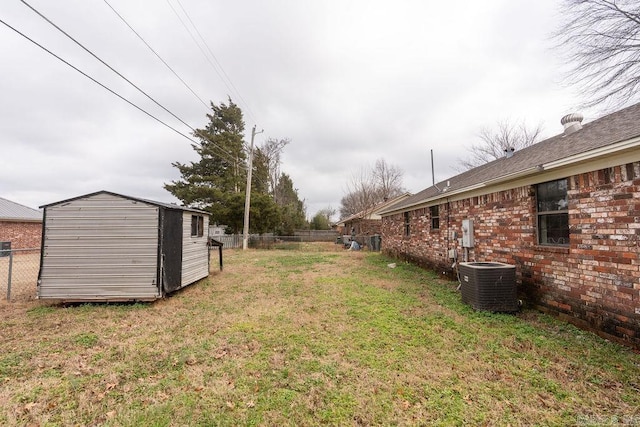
[
  {"left": 336, "top": 193, "right": 411, "bottom": 225},
  {"left": 381, "top": 102, "right": 640, "bottom": 214}
]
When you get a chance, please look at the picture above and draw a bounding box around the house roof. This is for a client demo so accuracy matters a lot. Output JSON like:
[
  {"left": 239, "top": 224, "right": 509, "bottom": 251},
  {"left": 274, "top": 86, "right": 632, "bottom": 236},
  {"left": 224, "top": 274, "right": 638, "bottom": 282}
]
[
  {"left": 380, "top": 102, "right": 640, "bottom": 215},
  {"left": 40, "top": 190, "right": 210, "bottom": 215},
  {"left": 336, "top": 193, "right": 411, "bottom": 225},
  {"left": 0, "top": 197, "right": 42, "bottom": 222}
]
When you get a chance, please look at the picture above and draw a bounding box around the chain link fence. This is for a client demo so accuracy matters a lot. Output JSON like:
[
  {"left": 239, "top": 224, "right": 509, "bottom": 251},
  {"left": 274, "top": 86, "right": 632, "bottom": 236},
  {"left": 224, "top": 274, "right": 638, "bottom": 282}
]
[{"left": 0, "top": 248, "right": 40, "bottom": 302}]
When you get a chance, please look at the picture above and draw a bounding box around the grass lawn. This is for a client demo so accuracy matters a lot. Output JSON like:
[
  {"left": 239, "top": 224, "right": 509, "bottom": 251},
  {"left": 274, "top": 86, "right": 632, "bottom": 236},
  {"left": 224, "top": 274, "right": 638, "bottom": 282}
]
[{"left": 1, "top": 243, "right": 638, "bottom": 426}]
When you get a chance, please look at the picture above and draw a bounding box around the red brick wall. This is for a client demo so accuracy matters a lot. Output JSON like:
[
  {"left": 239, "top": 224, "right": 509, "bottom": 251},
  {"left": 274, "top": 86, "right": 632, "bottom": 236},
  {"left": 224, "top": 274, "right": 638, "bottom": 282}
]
[
  {"left": 343, "top": 219, "right": 382, "bottom": 237},
  {"left": 382, "top": 162, "right": 640, "bottom": 348},
  {"left": 0, "top": 221, "right": 42, "bottom": 250}
]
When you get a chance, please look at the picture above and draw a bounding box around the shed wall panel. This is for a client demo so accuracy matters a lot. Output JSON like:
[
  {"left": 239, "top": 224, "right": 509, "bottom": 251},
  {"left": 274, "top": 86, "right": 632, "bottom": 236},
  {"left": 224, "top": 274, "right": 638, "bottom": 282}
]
[
  {"left": 39, "top": 193, "right": 160, "bottom": 300},
  {"left": 181, "top": 212, "right": 209, "bottom": 287}
]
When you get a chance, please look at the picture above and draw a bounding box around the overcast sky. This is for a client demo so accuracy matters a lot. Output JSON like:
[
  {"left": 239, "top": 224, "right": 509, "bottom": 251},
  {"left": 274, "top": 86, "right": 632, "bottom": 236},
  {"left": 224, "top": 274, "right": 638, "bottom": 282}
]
[{"left": 1, "top": 0, "right": 599, "bottom": 220}]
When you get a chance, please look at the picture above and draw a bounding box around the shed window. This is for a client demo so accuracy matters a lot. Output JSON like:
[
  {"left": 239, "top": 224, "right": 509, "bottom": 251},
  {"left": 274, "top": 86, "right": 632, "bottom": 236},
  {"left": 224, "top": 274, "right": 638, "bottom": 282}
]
[
  {"left": 404, "top": 212, "right": 410, "bottom": 236},
  {"left": 536, "top": 179, "right": 568, "bottom": 245},
  {"left": 430, "top": 205, "right": 440, "bottom": 230},
  {"left": 191, "top": 215, "right": 204, "bottom": 237}
]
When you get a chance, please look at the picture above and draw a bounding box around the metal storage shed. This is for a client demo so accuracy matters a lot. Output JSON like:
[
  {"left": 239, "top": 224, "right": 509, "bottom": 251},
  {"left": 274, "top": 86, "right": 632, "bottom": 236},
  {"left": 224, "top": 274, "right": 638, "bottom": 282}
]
[{"left": 37, "top": 191, "right": 211, "bottom": 301}]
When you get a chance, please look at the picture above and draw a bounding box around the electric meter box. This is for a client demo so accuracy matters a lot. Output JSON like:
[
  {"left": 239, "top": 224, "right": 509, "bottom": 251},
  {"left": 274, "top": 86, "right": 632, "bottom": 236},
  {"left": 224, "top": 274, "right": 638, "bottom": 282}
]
[{"left": 462, "top": 219, "right": 474, "bottom": 248}]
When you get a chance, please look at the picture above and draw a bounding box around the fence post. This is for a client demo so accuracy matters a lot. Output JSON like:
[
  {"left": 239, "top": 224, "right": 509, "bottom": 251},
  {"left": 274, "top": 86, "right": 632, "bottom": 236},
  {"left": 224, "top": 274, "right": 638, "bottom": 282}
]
[{"left": 7, "top": 250, "right": 13, "bottom": 301}]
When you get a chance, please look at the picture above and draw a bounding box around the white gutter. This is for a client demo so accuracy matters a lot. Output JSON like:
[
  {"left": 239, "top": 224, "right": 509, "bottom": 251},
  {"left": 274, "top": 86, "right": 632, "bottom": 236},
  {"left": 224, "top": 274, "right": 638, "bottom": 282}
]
[
  {"left": 379, "top": 182, "right": 486, "bottom": 216},
  {"left": 482, "top": 165, "right": 544, "bottom": 186},
  {"left": 432, "top": 182, "right": 486, "bottom": 198},
  {"left": 543, "top": 135, "right": 640, "bottom": 170}
]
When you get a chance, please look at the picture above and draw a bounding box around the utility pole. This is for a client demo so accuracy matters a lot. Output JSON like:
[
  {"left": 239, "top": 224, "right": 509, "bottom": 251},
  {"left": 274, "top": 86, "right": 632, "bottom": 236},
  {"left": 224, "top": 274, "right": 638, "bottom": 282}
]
[{"left": 242, "top": 125, "right": 263, "bottom": 250}]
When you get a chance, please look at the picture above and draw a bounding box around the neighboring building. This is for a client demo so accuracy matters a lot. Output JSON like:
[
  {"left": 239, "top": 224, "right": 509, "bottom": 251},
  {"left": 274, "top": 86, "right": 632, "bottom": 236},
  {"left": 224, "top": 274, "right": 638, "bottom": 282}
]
[
  {"left": 336, "top": 193, "right": 411, "bottom": 238},
  {"left": 38, "top": 191, "right": 211, "bottom": 302},
  {"left": 379, "top": 103, "right": 640, "bottom": 348},
  {"left": 0, "top": 196, "right": 42, "bottom": 250},
  {"left": 209, "top": 224, "right": 227, "bottom": 236}
]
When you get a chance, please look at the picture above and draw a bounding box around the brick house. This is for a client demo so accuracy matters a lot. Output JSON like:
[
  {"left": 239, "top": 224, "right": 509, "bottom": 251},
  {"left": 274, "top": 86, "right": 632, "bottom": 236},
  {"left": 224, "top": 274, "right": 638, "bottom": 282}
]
[
  {"left": 336, "top": 193, "right": 411, "bottom": 240},
  {"left": 0, "top": 197, "right": 42, "bottom": 250},
  {"left": 378, "top": 103, "right": 640, "bottom": 348}
]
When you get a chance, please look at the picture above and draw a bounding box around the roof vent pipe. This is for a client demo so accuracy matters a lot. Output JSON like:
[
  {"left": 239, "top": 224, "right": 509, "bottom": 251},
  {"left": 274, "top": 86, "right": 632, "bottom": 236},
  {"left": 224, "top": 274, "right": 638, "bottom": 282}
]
[
  {"left": 561, "top": 113, "right": 583, "bottom": 135},
  {"left": 504, "top": 147, "right": 515, "bottom": 158}
]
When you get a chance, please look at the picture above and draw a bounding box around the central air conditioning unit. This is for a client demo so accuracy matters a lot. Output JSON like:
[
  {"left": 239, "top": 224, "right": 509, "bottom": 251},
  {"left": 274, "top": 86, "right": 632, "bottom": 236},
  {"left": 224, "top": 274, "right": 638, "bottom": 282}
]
[{"left": 458, "top": 262, "right": 518, "bottom": 312}]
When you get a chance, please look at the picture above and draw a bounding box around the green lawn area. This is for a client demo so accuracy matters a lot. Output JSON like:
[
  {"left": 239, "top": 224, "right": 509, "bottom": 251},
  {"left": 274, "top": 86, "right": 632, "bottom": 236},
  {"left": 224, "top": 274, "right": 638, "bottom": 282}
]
[{"left": 1, "top": 243, "right": 638, "bottom": 426}]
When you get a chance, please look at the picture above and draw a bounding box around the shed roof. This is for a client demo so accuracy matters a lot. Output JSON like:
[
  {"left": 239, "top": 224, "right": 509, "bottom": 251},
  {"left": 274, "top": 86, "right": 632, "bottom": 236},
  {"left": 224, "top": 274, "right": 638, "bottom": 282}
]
[
  {"left": 40, "top": 190, "right": 210, "bottom": 215},
  {"left": 380, "top": 102, "right": 640, "bottom": 215},
  {"left": 0, "top": 197, "right": 42, "bottom": 222}
]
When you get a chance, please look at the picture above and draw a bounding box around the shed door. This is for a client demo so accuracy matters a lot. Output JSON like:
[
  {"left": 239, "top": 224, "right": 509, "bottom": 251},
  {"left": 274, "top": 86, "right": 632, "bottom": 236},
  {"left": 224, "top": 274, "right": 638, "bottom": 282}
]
[{"left": 161, "top": 210, "right": 183, "bottom": 293}]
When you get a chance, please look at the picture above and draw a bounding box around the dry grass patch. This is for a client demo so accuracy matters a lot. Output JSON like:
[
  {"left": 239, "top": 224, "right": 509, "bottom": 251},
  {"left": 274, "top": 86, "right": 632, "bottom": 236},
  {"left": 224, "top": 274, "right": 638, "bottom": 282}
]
[{"left": 1, "top": 243, "right": 638, "bottom": 426}]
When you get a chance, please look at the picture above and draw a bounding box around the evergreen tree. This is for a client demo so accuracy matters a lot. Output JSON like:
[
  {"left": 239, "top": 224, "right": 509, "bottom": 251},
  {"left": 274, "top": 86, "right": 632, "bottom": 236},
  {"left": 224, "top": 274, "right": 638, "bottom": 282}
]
[
  {"left": 165, "top": 98, "right": 246, "bottom": 224},
  {"left": 247, "top": 193, "right": 281, "bottom": 235},
  {"left": 220, "top": 192, "right": 280, "bottom": 234},
  {"left": 310, "top": 212, "right": 330, "bottom": 230},
  {"left": 251, "top": 148, "right": 270, "bottom": 195},
  {"left": 274, "top": 173, "right": 306, "bottom": 235}
]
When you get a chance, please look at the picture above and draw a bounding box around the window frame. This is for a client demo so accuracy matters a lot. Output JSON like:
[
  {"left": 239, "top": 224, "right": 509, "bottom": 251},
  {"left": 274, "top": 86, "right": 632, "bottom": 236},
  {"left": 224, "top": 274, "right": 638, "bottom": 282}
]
[
  {"left": 191, "top": 215, "right": 204, "bottom": 237},
  {"left": 536, "top": 178, "right": 569, "bottom": 246},
  {"left": 430, "top": 205, "right": 440, "bottom": 230},
  {"left": 403, "top": 211, "right": 410, "bottom": 236}
]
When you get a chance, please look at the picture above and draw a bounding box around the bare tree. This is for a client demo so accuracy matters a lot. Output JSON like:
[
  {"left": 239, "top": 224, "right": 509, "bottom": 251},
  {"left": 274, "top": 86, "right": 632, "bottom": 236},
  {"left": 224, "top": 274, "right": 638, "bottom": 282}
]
[
  {"left": 456, "top": 119, "right": 543, "bottom": 171},
  {"left": 340, "top": 167, "right": 378, "bottom": 219},
  {"left": 372, "top": 158, "right": 405, "bottom": 200},
  {"left": 317, "top": 206, "right": 336, "bottom": 224},
  {"left": 556, "top": 0, "right": 640, "bottom": 110},
  {"left": 258, "top": 137, "right": 290, "bottom": 202},
  {"left": 339, "top": 159, "right": 405, "bottom": 219}
]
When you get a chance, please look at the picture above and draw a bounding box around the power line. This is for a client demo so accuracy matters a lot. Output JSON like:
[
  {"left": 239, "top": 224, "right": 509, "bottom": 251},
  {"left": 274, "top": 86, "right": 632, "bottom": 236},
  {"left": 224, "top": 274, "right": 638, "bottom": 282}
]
[
  {"left": 20, "top": 0, "right": 193, "bottom": 131},
  {"left": 0, "top": 19, "right": 244, "bottom": 168},
  {"left": 166, "top": 0, "right": 258, "bottom": 125},
  {"left": 18, "top": 0, "right": 241, "bottom": 165},
  {"left": 102, "top": 0, "right": 210, "bottom": 110},
  {"left": 175, "top": 0, "right": 258, "bottom": 124},
  {"left": 0, "top": 17, "right": 199, "bottom": 150},
  {"left": 164, "top": 1, "right": 228, "bottom": 95}
]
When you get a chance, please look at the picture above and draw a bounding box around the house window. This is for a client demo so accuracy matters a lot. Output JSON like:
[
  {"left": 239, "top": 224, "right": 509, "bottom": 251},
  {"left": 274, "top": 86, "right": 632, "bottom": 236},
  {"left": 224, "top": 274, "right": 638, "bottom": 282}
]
[
  {"left": 404, "top": 212, "right": 410, "bottom": 236},
  {"left": 536, "top": 179, "right": 569, "bottom": 245},
  {"left": 191, "top": 215, "right": 204, "bottom": 237},
  {"left": 430, "top": 205, "right": 440, "bottom": 230}
]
